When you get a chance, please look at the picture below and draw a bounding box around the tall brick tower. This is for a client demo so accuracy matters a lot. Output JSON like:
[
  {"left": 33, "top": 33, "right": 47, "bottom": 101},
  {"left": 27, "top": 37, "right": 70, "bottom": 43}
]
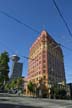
[{"left": 27, "top": 30, "right": 66, "bottom": 88}]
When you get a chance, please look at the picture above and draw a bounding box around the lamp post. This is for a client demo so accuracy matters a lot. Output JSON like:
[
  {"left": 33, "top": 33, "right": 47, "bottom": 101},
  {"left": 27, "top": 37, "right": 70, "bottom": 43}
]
[{"left": 48, "top": 83, "right": 51, "bottom": 99}]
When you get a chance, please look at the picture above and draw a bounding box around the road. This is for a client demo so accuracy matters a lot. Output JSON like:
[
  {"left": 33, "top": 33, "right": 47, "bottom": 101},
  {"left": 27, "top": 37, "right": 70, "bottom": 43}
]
[{"left": 0, "top": 93, "right": 72, "bottom": 108}]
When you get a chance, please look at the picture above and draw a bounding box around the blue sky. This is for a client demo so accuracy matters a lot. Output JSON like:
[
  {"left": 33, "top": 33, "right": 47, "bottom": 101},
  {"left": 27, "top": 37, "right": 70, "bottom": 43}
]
[{"left": 0, "top": 0, "right": 72, "bottom": 83}]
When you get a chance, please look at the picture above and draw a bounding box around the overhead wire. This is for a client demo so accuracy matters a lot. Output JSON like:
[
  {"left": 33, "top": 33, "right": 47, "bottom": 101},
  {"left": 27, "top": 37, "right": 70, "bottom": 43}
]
[
  {"left": 61, "top": 44, "right": 72, "bottom": 52},
  {"left": 0, "top": 5, "right": 71, "bottom": 82},
  {"left": 0, "top": 9, "right": 72, "bottom": 60},
  {"left": 0, "top": 10, "right": 39, "bottom": 33},
  {"left": 0, "top": 9, "right": 39, "bottom": 58},
  {"left": 52, "top": 0, "right": 72, "bottom": 38},
  {"left": 21, "top": 56, "right": 34, "bottom": 60}
]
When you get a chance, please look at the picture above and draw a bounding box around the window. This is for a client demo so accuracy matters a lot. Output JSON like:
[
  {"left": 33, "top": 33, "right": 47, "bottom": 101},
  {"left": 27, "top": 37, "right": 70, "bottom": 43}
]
[
  {"left": 43, "top": 50, "right": 45, "bottom": 53},
  {"left": 43, "top": 60, "right": 46, "bottom": 63},
  {"left": 39, "top": 71, "right": 41, "bottom": 74},
  {"left": 43, "top": 75, "right": 46, "bottom": 79},
  {"left": 36, "top": 77, "right": 38, "bottom": 80},
  {"left": 39, "top": 61, "right": 41, "bottom": 64},
  {"left": 43, "top": 65, "right": 46, "bottom": 68},
  {"left": 43, "top": 70, "right": 46, "bottom": 73}
]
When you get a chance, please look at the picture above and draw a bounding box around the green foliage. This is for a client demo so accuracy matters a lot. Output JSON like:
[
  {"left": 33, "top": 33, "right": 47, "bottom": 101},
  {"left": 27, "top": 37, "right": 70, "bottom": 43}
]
[
  {"left": 27, "top": 81, "right": 34, "bottom": 93},
  {"left": 58, "top": 88, "right": 66, "bottom": 99},
  {"left": 50, "top": 84, "right": 67, "bottom": 99},
  {"left": 4, "top": 77, "right": 23, "bottom": 92},
  {"left": 0, "top": 51, "right": 9, "bottom": 85},
  {"left": 5, "top": 83, "right": 10, "bottom": 91},
  {"left": 17, "top": 77, "right": 23, "bottom": 89},
  {"left": 10, "top": 79, "right": 17, "bottom": 89},
  {"left": 8, "top": 77, "right": 23, "bottom": 90}
]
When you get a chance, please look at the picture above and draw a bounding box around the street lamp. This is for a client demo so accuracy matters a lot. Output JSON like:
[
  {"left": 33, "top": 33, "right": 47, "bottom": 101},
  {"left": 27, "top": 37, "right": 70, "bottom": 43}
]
[{"left": 48, "top": 83, "right": 51, "bottom": 99}]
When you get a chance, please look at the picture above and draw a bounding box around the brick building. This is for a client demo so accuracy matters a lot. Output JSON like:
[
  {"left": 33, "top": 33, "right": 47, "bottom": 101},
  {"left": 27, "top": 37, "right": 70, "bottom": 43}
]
[{"left": 27, "top": 30, "right": 66, "bottom": 94}]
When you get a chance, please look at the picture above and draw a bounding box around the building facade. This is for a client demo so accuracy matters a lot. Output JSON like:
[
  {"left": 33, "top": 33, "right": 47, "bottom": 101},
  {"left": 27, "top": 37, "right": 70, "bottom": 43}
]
[{"left": 27, "top": 30, "right": 66, "bottom": 90}]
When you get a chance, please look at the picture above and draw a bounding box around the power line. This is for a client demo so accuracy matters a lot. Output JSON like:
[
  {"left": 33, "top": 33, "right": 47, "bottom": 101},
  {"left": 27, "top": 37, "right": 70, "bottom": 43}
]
[
  {"left": 0, "top": 10, "right": 39, "bottom": 33},
  {"left": 61, "top": 44, "right": 72, "bottom": 52},
  {"left": 21, "top": 56, "right": 34, "bottom": 60},
  {"left": 0, "top": 39, "right": 72, "bottom": 62},
  {"left": 20, "top": 43, "right": 72, "bottom": 61},
  {"left": 0, "top": 9, "right": 72, "bottom": 57},
  {"left": 52, "top": 0, "right": 72, "bottom": 38}
]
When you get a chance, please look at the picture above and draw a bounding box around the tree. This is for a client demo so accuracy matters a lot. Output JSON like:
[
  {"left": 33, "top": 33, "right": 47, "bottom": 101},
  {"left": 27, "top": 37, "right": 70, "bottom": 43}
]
[
  {"left": 50, "top": 84, "right": 67, "bottom": 99},
  {"left": 5, "top": 82, "right": 10, "bottom": 91},
  {"left": 27, "top": 81, "right": 34, "bottom": 95},
  {"left": 0, "top": 51, "right": 9, "bottom": 87},
  {"left": 17, "top": 77, "right": 23, "bottom": 90},
  {"left": 10, "top": 79, "right": 17, "bottom": 89},
  {"left": 7, "top": 77, "right": 23, "bottom": 94},
  {"left": 58, "top": 88, "right": 66, "bottom": 99}
]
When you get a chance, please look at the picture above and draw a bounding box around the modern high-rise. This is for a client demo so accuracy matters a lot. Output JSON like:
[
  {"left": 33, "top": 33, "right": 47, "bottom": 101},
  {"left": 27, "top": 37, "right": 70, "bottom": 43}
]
[
  {"left": 10, "top": 55, "right": 23, "bottom": 80},
  {"left": 27, "top": 30, "right": 66, "bottom": 87}
]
